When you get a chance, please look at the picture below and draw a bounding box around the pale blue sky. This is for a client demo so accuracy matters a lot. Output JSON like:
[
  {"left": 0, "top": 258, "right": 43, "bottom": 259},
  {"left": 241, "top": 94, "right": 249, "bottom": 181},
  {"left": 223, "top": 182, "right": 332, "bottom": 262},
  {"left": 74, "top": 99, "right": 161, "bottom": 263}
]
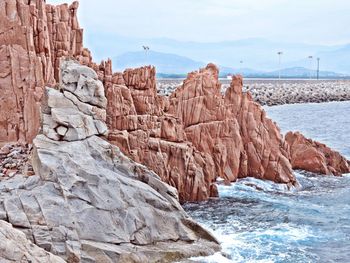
[{"left": 47, "top": 0, "right": 350, "bottom": 45}]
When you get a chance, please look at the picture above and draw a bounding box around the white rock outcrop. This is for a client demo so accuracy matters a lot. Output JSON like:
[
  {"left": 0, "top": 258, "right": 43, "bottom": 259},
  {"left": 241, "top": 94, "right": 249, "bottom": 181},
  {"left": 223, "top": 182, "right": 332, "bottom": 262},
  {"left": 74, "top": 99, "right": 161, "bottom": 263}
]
[
  {"left": 0, "top": 60, "right": 220, "bottom": 262},
  {"left": 0, "top": 220, "right": 65, "bottom": 263},
  {"left": 42, "top": 60, "right": 108, "bottom": 142}
]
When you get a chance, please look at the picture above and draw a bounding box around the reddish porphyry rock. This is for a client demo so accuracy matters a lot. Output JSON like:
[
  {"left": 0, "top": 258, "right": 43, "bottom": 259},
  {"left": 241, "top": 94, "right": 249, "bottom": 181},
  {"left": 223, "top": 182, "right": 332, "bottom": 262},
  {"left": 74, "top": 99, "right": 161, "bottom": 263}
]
[
  {"left": 168, "top": 64, "right": 295, "bottom": 185},
  {"left": 107, "top": 66, "right": 215, "bottom": 202},
  {"left": 0, "top": 0, "right": 112, "bottom": 143},
  {"left": 107, "top": 64, "right": 298, "bottom": 202},
  {"left": 285, "top": 131, "right": 350, "bottom": 175}
]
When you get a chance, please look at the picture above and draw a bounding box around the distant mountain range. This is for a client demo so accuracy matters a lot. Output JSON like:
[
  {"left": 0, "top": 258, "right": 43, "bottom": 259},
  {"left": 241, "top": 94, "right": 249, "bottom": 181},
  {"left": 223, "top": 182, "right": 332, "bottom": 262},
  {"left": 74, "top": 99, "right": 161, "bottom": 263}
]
[
  {"left": 86, "top": 31, "right": 350, "bottom": 75},
  {"left": 114, "top": 51, "right": 203, "bottom": 74},
  {"left": 114, "top": 50, "right": 347, "bottom": 78},
  {"left": 315, "top": 44, "right": 350, "bottom": 74},
  {"left": 264, "top": 67, "right": 346, "bottom": 78}
]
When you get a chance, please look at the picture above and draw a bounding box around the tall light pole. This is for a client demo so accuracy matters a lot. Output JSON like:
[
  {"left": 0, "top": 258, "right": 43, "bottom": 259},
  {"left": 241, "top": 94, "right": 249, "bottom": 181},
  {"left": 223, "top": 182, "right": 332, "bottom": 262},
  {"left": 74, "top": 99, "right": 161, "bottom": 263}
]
[
  {"left": 277, "top": 51, "right": 283, "bottom": 80},
  {"left": 317, "top": 57, "right": 320, "bottom": 80},
  {"left": 240, "top": 60, "right": 243, "bottom": 75},
  {"left": 308, "top": 55, "right": 313, "bottom": 79}
]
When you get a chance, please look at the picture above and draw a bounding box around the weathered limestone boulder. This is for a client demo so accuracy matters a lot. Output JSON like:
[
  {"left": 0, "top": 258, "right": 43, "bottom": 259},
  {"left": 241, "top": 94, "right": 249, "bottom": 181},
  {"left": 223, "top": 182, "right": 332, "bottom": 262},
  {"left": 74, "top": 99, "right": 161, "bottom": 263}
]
[
  {"left": 285, "top": 131, "right": 350, "bottom": 175},
  {"left": 0, "top": 60, "right": 220, "bottom": 262},
  {"left": 0, "top": 220, "right": 65, "bottom": 263}
]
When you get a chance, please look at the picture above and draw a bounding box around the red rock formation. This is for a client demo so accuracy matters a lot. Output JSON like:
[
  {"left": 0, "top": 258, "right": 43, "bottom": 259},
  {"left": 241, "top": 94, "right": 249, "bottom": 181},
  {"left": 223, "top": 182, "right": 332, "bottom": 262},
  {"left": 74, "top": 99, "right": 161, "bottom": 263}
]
[
  {"left": 107, "top": 64, "right": 350, "bottom": 202},
  {"left": 107, "top": 64, "right": 298, "bottom": 202},
  {"left": 0, "top": 0, "right": 109, "bottom": 143},
  {"left": 285, "top": 131, "right": 350, "bottom": 175},
  {"left": 107, "top": 66, "right": 215, "bottom": 202},
  {"left": 168, "top": 64, "right": 295, "bottom": 185}
]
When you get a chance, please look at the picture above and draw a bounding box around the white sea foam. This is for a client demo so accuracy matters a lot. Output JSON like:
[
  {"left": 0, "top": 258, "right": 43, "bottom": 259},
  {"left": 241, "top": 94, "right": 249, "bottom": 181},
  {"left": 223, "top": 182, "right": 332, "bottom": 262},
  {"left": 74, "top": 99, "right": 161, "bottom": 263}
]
[
  {"left": 191, "top": 221, "right": 315, "bottom": 263},
  {"left": 217, "top": 177, "right": 289, "bottom": 199}
]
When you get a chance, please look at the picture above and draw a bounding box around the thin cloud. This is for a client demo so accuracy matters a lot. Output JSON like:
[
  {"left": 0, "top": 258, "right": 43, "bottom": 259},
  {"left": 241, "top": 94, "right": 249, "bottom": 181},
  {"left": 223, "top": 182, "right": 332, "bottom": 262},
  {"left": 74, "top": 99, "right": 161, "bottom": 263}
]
[{"left": 47, "top": 0, "right": 350, "bottom": 45}]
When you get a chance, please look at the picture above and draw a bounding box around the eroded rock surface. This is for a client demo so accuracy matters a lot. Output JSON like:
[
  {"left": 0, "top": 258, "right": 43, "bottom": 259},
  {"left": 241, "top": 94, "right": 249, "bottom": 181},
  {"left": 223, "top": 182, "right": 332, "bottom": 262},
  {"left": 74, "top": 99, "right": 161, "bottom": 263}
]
[
  {"left": 285, "top": 131, "right": 350, "bottom": 175},
  {"left": 0, "top": 0, "right": 111, "bottom": 143},
  {"left": 108, "top": 64, "right": 297, "bottom": 202},
  {"left": 42, "top": 60, "right": 108, "bottom": 141},
  {"left": 107, "top": 64, "right": 350, "bottom": 202},
  {"left": 107, "top": 66, "right": 217, "bottom": 202},
  {"left": 169, "top": 64, "right": 295, "bottom": 186},
  {"left": 0, "top": 220, "right": 65, "bottom": 263},
  {"left": 1, "top": 0, "right": 349, "bottom": 207},
  {"left": 0, "top": 60, "right": 220, "bottom": 262}
]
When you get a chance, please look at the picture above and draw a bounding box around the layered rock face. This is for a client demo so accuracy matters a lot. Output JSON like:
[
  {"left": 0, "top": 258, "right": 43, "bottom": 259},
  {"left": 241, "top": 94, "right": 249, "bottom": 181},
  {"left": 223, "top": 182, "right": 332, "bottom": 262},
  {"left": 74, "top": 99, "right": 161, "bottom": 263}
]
[
  {"left": 107, "top": 66, "right": 215, "bottom": 202},
  {"left": 42, "top": 60, "right": 108, "bottom": 141},
  {"left": 0, "top": 60, "right": 220, "bottom": 262},
  {"left": 168, "top": 64, "right": 295, "bottom": 185},
  {"left": 0, "top": 220, "right": 65, "bottom": 263},
  {"left": 107, "top": 64, "right": 350, "bottom": 202},
  {"left": 0, "top": 0, "right": 105, "bottom": 143},
  {"left": 107, "top": 64, "right": 296, "bottom": 202},
  {"left": 285, "top": 132, "right": 350, "bottom": 175}
]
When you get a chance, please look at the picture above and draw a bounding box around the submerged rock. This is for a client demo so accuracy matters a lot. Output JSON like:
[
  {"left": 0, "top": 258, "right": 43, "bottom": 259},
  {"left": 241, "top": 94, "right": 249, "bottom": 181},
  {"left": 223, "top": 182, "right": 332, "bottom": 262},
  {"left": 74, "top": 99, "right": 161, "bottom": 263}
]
[{"left": 0, "top": 60, "right": 220, "bottom": 262}]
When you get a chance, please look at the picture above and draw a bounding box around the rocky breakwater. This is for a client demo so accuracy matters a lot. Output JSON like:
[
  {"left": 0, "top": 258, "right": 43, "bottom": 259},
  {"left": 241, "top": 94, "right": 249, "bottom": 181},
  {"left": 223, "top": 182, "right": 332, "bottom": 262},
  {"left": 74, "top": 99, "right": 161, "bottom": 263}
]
[
  {"left": 285, "top": 131, "right": 350, "bottom": 175},
  {"left": 0, "top": 60, "right": 220, "bottom": 262},
  {"left": 157, "top": 80, "right": 350, "bottom": 106},
  {"left": 243, "top": 80, "right": 350, "bottom": 106}
]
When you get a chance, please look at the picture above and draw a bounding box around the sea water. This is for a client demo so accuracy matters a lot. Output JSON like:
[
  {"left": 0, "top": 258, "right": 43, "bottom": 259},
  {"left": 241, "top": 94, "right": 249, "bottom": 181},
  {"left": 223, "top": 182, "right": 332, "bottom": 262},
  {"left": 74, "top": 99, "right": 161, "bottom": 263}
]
[{"left": 184, "top": 101, "right": 350, "bottom": 263}]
